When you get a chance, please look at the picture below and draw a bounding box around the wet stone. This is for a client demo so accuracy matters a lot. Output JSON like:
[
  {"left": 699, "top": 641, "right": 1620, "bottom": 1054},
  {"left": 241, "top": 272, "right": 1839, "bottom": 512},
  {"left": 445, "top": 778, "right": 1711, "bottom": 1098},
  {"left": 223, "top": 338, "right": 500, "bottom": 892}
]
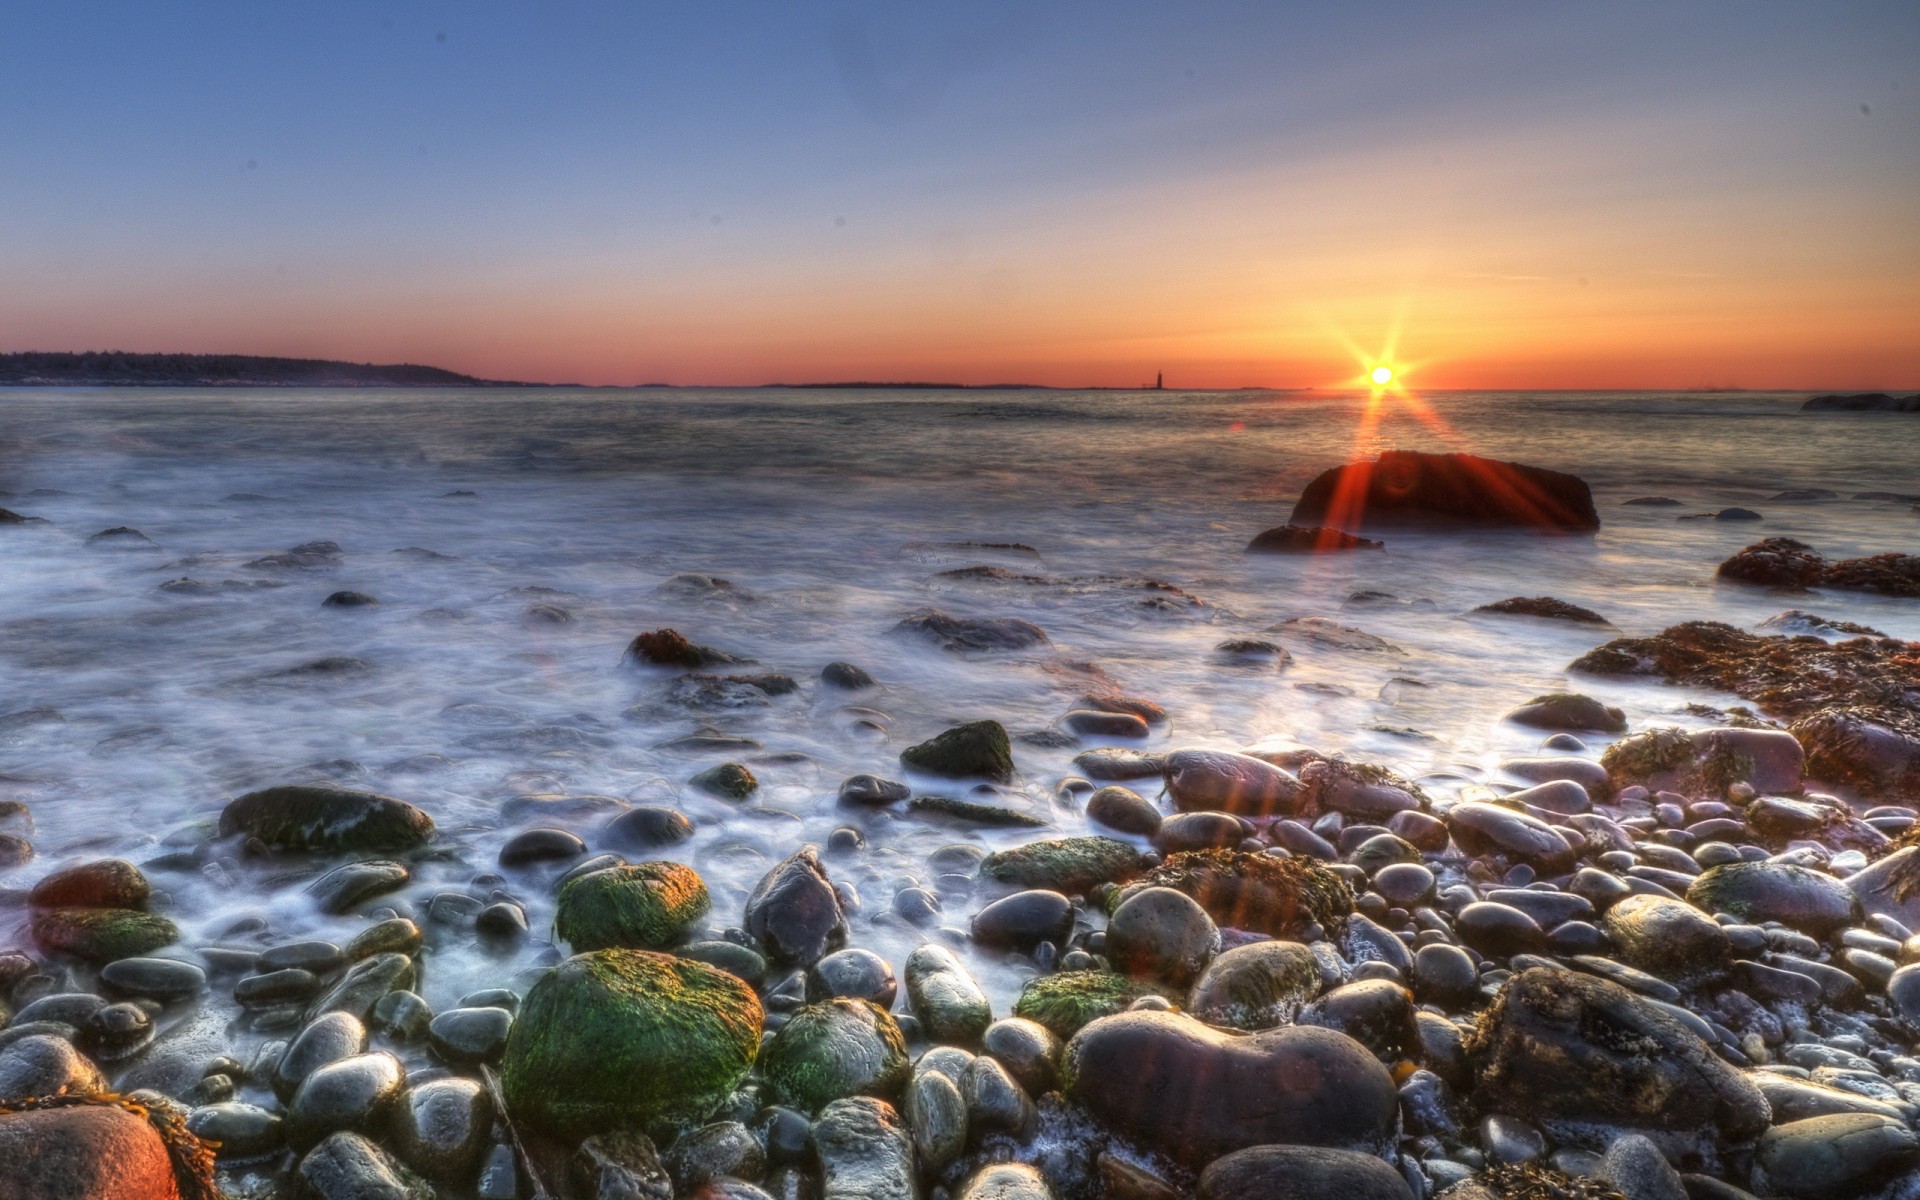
[
  {"left": 499, "top": 827, "right": 586, "bottom": 866},
  {"left": 285, "top": 1050, "right": 407, "bottom": 1150},
  {"left": 390, "top": 1076, "right": 494, "bottom": 1182},
  {"left": 427, "top": 1005, "right": 513, "bottom": 1065}
]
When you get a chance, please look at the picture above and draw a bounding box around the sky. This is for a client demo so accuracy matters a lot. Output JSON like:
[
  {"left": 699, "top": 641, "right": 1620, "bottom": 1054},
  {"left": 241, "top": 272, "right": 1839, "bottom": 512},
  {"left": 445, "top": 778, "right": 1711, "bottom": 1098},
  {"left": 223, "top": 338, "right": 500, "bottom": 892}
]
[{"left": 2, "top": 2, "right": 1916, "bottom": 389}]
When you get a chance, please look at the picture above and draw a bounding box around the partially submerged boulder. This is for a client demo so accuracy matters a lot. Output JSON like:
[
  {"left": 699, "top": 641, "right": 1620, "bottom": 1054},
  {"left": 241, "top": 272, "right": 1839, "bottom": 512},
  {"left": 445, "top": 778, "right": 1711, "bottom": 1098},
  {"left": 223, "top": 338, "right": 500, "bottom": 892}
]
[
  {"left": 891, "top": 608, "right": 1049, "bottom": 654},
  {"left": 1289, "top": 450, "right": 1600, "bottom": 532},
  {"left": 1717, "top": 537, "right": 1920, "bottom": 598},
  {"left": 1472, "top": 597, "right": 1611, "bottom": 626},
  {"left": 1245, "top": 525, "right": 1384, "bottom": 553},
  {"left": 900, "top": 720, "right": 1014, "bottom": 783},
  {"left": 554, "top": 862, "right": 711, "bottom": 952},
  {"left": 980, "top": 836, "right": 1143, "bottom": 894},
  {"left": 219, "top": 785, "right": 433, "bottom": 853}
]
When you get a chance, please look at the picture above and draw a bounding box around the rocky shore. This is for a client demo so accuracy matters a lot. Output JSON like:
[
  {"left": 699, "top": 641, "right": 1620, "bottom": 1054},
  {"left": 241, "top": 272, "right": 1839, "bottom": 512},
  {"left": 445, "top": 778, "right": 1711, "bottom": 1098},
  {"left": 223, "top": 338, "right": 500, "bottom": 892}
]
[{"left": 4, "top": 454, "right": 1920, "bottom": 1200}]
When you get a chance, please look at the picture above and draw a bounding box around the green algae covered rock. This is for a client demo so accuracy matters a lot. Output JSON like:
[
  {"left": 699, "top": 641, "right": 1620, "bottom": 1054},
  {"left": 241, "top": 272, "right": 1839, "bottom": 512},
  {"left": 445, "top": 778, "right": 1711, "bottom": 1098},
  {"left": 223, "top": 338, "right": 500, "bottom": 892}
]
[
  {"left": 900, "top": 720, "right": 1014, "bottom": 783},
  {"left": 501, "top": 949, "right": 762, "bottom": 1139},
  {"left": 31, "top": 907, "right": 179, "bottom": 963},
  {"left": 979, "top": 836, "right": 1143, "bottom": 894},
  {"left": 1012, "top": 970, "right": 1176, "bottom": 1038},
  {"left": 555, "top": 862, "right": 711, "bottom": 952},
  {"left": 219, "top": 785, "right": 434, "bottom": 852},
  {"left": 760, "top": 997, "right": 909, "bottom": 1113},
  {"left": 689, "top": 763, "right": 758, "bottom": 800}
]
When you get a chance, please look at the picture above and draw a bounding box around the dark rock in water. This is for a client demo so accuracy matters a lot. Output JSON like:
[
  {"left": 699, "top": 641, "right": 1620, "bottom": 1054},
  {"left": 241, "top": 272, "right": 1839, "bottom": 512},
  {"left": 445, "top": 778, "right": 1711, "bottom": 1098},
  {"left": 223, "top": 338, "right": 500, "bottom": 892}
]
[
  {"left": 1212, "top": 638, "right": 1290, "bottom": 664},
  {"left": 1164, "top": 749, "right": 1307, "bottom": 818},
  {"left": 285, "top": 1051, "right": 406, "bottom": 1149},
  {"left": 86, "top": 526, "right": 156, "bottom": 547},
  {"left": 29, "top": 858, "right": 149, "bottom": 909},
  {"left": 667, "top": 672, "right": 799, "bottom": 708},
  {"left": 980, "top": 1016, "right": 1061, "bottom": 1097},
  {"left": 760, "top": 998, "right": 909, "bottom": 1113},
  {"left": 307, "top": 952, "right": 416, "bottom": 1022},
  {"left": 905, "top": 944, "right": 992, "bottom": 1044},
  {"left": 1106, "top": 886, "right": 1220, "bottom": 986},
  {"left": 75, "top": 1005, "right": 150, "bottom": 1066},
  {"left": 1013, "top": 970, "right": 1174, "bottom": 1038},
  {"left": 1686, "top": 860, "right": 1860, "bottom": 936},
  {"left": 626, "top": 628, "right": 747, "bottom": 669},
  {"left": 1757, "top": 609, "right": 1884, "bottom": 638},
  {"left": 306, "top": 859, "right": 409, "bottom": 914},
  {"left": 1065, "top": 1010, "right": 1397, "bottom": 1165},
  {"left": 1769, "top": 488, "right": 1840, "bottom": 502},
  {"left": 838, "top": 774, "right": 911, "bottom": 806},
  {"left": 745, "top": 847, "right": 848, "bottom": 966},
  {"left": 274, "top": 1012, "right": 368, "bottom": 1101},
  {"left": 1186, "top": 940, "right": 1321, "bottom": 1030},
  {"left": 1443, "top": 803, "right": 1575, "bottom": 874},
  {"left": 1116, "top": 850, "right": 1353, "bottom": 939},
  {"left": 498, "top": 827, "right": 586, "bottom": 866},
  {"left": 1713, "top": 507, "right": 1763, "bottom": 521},
  {"left": 821, "top": 661, "right": 877, "bottom": 689},
  {"left": 557, "top": 861, "right": 711, "bottom": 952},
  {"left": 1073, "top": 747, "right": 1167, "bottom": 780},
  {"left": 907, "top": 795, "right": 1048, "bottom": 828},
  {"left": 1454, "top": 901, "right": 1547, "bottom": 958},
  {"left": 0, "top": 507, "right": 49, "bottom": 524},
  {"left": 891, "top": 607, "right": 1049, "bottom": 653},
  {"left": 1154, "top": 811, "right": 1251, "bottom": 853},
  {"left": 980, "top": 836, "right": 1144, "bottom": 894},
  {"left": 571, "top": 1131, "right": 672, "bottom": 1200},
  {"left": 297, "top": 1130, "right": 432, "bottom": 1200},
  {"left": 1465, "top": 967, "right": 1769, "bottom": 1164},
  {"left": 30, "top": 908, "right": 177, "bottom": 963},
  {"left": 1289, "top": 450, "right": 1600, "bottom": 532},
  {"left": 390, "top": 1076, "right": 492, "bottom": 1181},
  {"left": 1199, "top": 1145, "right": 1414, "bottom": 1200},
  {"left": 1599, "top": 724, "right": 1804, "bottom": 797},
  {"left": 662, "top": 1120, "right": 764, "bottom": 1189},
  {"left": 501, "top": 948, "right": 762, "bottom": 1139},
  {"left": 689, "top": 761, "right": 758, "bottom": 799},
  {"left": 1474, "top": 596, "right": 1612, "bottom": 626},
  {"left": 1245, "top": 524, "right": 1385, "bottom": 553},
  {"left": 99, "top": 956, "right": 205, "bottom": 1002},
  {"left": 219, "top": 785, "right": 434, "bottom": 852},
  {"left": 601, "top": 805, "right": 695, "bottom": 850},
  {"left": 1717, "top": 536, "right": 1920, "bottom": 598},
  {"left": 0, "top": 1103, "right": 190, "bottom": 1199},
  {"left": 1503, "top": 691, "right": 1627, "bottom": 733},
  {"left": 1063, "top": 708, "right": 1151, "bottom": 738},
  {"left": 971, "top": 889, "right": 1075, "bottom": 951},
  {"left": 427, "top": 1006, "right": 513, "bottom": 1065},
  {"left": 901, "top": 720, "right": 1014, "bottom": 782},
  {"left": 812, "top": 1097, "right": 915, "bottom": 1200},
  {"left": 1801, "top": 391, "right": 1920, "bottom": 412},
  {"left": 0, "top": 832, "right": 29, "bottom": 866},
  {"left": 245, "top": 539, "right": 344, "bottom": 570},
  {"left": 1752, "top": 1113, "right": 1920, "bottom": 1199},
  {"left": 322, "top": 590, "right": 377, "bottom": 607},
  {"left": 1623, "top": 496, "right": 1682, "bottom": 506},
  {"left": 1081, "top": 692, "right": 1169, "bottom": 726}
]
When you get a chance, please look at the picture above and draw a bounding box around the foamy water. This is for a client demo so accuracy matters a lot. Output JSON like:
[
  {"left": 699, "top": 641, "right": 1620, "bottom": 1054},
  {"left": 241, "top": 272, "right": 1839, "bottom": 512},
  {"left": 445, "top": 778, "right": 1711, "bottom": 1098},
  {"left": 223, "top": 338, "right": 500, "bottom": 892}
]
[{"left": 2, "top": 386, "right": 1916, "bottom": 1012}]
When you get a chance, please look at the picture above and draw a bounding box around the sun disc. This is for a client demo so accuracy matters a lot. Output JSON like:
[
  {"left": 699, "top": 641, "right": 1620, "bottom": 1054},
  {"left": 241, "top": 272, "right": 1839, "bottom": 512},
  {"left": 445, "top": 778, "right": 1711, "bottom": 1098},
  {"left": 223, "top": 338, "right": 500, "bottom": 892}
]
[{"left": 1370, "top": 365, "right": 1394, "bottom": 386}]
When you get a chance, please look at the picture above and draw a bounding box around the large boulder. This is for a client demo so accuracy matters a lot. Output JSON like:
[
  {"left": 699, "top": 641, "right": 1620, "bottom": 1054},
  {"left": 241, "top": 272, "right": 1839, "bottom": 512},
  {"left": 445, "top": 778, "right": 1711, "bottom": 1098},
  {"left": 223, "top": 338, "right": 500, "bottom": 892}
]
[
  {"left": 743, "top": 847, "right": 848, "bottom": 966},
  {"left": 1064, "top": 1010, "right": 1397, "bottom": 1166},
  {"left": 0, "top": 1102, "right": 195, "bottom": 1200},
  {"left": 500, "top": 949, "right": 762, "bottom": 1139},
  {"left": 1466, "top": 967, "right": 1769, "bottom": 1166},
  {"left": 812, "top": 1098, "right": 916, "bottom": 1200},
  {"left": 218, "top": 785, "right": 433, "bottom": 852},
  {"left": 1718, "top": 537, "right": 1920, "bottom": 598},
  {"left": 1792, "top": 706, "right": 1920, "bottom": 797},
  {"left": 1751, "top": 1114, "right": 1920, "bottom": 1200},
  {"left": 28, "top": 860, "right": 150, "bottom": 910},
  {"left": 1686, "top": 861, "right": 1860, "bottom": 937},
  {"left": 554, "top": 862, "right": 711, "bottom": 952},
  {"left": 1289, "top": 450, "right": 1599, "bottom": 532}
]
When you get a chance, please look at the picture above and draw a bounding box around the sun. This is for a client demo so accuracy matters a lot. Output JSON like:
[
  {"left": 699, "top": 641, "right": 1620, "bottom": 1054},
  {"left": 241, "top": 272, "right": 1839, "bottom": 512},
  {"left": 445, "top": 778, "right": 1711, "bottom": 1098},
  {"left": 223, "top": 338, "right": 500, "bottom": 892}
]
[{"left": 1370, "top": 365, "right": 1394, "bottom": 386}]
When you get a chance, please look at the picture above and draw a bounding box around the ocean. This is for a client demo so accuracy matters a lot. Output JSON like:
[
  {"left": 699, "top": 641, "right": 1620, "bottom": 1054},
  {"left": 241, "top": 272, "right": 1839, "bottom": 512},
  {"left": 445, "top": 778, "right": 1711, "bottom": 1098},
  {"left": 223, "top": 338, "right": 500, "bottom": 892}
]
[{"left": 2, "top": 385, "right": 1917, "bottom": 1007}]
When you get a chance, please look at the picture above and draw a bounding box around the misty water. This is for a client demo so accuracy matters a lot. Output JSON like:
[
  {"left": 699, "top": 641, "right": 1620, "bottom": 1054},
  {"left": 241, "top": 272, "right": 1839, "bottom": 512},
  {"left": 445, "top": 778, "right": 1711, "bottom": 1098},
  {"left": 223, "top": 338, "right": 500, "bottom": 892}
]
[{"left": 3, "top": 386, "right": 1917, "bottom": 1026}]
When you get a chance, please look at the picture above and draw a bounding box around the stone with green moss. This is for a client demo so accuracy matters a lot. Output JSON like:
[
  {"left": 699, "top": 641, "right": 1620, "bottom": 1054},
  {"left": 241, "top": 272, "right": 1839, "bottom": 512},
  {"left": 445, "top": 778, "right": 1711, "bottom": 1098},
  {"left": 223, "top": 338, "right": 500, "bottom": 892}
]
[
  {"left": 760, "top": 997, "right": 909, "bottom": 1114},
  {"left": 1600, "top": 727, "right": 1696, "bottom": 791},
  {"left": 1012, "top": 971, "right": 1174, "bottom": 1039},
  {"left": 501, "top": 948, "right": 762, "bottom": 1139},
  {"left": 689, "top": 763, "right": 757, "bottom": 800},
  {"left": 30, "top": 907, "right": 179, "bottom": 963},
  {"left": 555, "top": 862, "right": 711, "bottom": 952},
  {"left": 979, "top": 836, "right": 1142, "bottom": 894},
  {"left": 900, "top": 720, "right": 1014, "bottom": 783},
  {"left": 219, "top": 785, "right": 434, "bottom": 852},
  {"left": 905, "top": 944, "right": 992, "bottom": 1045}
]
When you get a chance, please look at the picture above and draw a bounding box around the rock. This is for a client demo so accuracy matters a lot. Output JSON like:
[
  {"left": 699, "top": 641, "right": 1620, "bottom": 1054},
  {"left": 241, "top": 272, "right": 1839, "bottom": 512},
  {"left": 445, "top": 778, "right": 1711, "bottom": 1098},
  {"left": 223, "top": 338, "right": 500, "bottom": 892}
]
[
  {"left": 297, "top": 1131, "right": 433, "bottom": 1200},
  {"left": 1602, "top": 895, "right": 1731, "bottom": 985},
  {"left": 1073, "top": 748, "right": 1168, "bottom": 780},
  {"left": 1063, "top": 709, "right": 1150, "bottom": 739},
  {"left": 1154, "top": 811, "right": 1251, "bottom": 853},
  {"left": 273, "top": 1012, "right": 369, "bottom": 1101},
  {"left": 1802, "top": 392, "right": 1920, "bottom": 412},
  {"left": 0, "top": 1034, "right": 105, "bottom": 1100},
  {"left": 219, "top": 785, "right": 433, "bottom": 852},
  {"left": 745, "top": 847, "right": 848, "bottom": 966},
  {"left": 306, "top": 859, "right": 410, "bottom": 914},
  {"left": 1599, "top": 1133, "right": 1687, "bottom": 1200},
  {"left": 954, "top": 1162, "right": 1053, "bottom": 1200},
  {"left": 1163, "top": 749, "right": 1307, "bottom": 818},
  {"left": 98, "top": 957, "right": 205, "bottom": 1003},
  {"left": 980, "top": 1017, "right": 1060, "bottom": 1096},
  {"left": 663, "top": 1120, "right": 764, "bottom": 1189},
  {"left": 689, "top": 762, "right": 758, "bottom": 799},
  {"left": 1116, "top": 849, "right": 1353, "bottom": 938},
  {"left": 602, "top": 806, "right": 696, "bottom": 851},
  {"left": 822, "top": 661, "right": 877, "bottom": 690},
  {"left": 1105, "top": 887, "right": 1219, "bottom": 986},
  {"left": 1372, "top": 862, "right": 1436, "bottom": 907},
  {"left": 307, "top": 952, "right": 414, "bottom": 1022},
  {"left": 1198, "top": 1145, "right": 1413, "bottom": 1200},
  {"left": 1752, "top": 1113, "right": 1919, "bottom": 1199},
  {"left": 1289, "top": 450, "right": 1600, "bottom": 532},
  {"left": 980, "top": 836, "right": 1143, "bottom": 894},
  {"left": 0, "top": 1102, "right": 192, "bottom": 1200},
  {"left": 682, "top": 940, "right": 769, "bottom": 988},
  {"left": 905, "top": 944, "right": 992, "bottom": 1043},
  {"left": 0, "top": 832, "right": 29, "bottom": 866},
  {"left": 1245, "top": 525, "right": 1384, "bottom": 553},
  {"left": 1686, "top": 861, "right": 1860, "bottom": 937},
  {"left": 1442, "top": 803, "right": 1575, "bottom": 875},
  {"left": 1794, "top": 707, "right": 1920, "bottom": 797},
  {"left": 891, "top": 608, "right": 1049, "bottom": 653},
  {"left": 556, "top": 861, "right": 711, "bottom": 952},
  {"left": 1410, "top": 943, "right": 1480, "bottom": 1009},
  {"left": 906, "top": 795, "right": 1047, "bottom": 828},
  {"left": 905, "top": 1069, "right": 967, "bottom": 1176},
  {"left": 1473, "top": 597, "right": 1611, "bottom": 626},
  {"left": 971, "top": 890, "right": 1074, "bottom": 952},
  {"left": 1085, "top": 785, "right": 1162, "bottom": 835},
  {"left": 1503, "top": 692, "right": 1626, "bottom": 734},
  {"left": 285, "top": 1051, "right": 406, "bottom": 1150},
  {"left": 28, "top": 859, "right": 149, "bottom": 909},
  {"left": 839, "top": 775, "right": 911, "bottom": 806},
  {"left": 1298, "top": 760, "right": 1427, "bottom": 821},
  {"left": 1846, "top": 845, "right": 1920, "bottom": 928},
  {"left": 762, "top": 998, "right": 909, "bottom": 1113},
  {"left": 572, "top": 1130, "right": 672, "bottom": 1200},
  {"left": 900, "top": 720, "right": 1014, "bottom": 782},
  {"left": 1465, "top": 967, "right": 1769, "bottom": 1163},
  {"left": 31, "top": 909, "right": 177, "bottom": 963},
  {"left": 498, "top": 827, "right": 586, "bottom": 866},
  {"left": 500, "top": 948, "right": 762, "bottom": 1139},
  {"left": 427, "top": 1006, "right": 512, "bottom": 1065},
  {"left": 1719, "top": 537, "right": 1920, "bottom": 598},
  {"left": 1065, "top": 1011, "right": 1397, "bottom": 1165},
  {"left": 1013, "top": 971, "right": 1173, "bottom": 1038},
  {"left": 812, "top": 1097, "right": 916, "bottom": 1200},
  {"left": 627, "top": 628, "right": 745, "bottom": 668},
  {"left": 808, "top": 949, "right": 897, "bottom": 1008},
  {"left": 390, "top": 1076, "right": 492, "bottom": 1181},
  {"left": 187, "top": 1101, "right": 283, "bottom": 1160}
]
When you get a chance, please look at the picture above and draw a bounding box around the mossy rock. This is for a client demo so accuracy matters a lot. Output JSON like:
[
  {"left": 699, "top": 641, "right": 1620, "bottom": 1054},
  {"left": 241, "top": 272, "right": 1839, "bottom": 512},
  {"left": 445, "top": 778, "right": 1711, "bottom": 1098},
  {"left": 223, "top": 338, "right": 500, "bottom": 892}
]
[
  {"left": 979, "top": 836, "right": 1143, "bottom": 894},
  {"left": 555, "top": 862, "right": 711, "bottom": 952},
  {"left": 900, "top": 721, "right": 1014, "bottom": 783},
  {"left": 31, "top": 908, "right": 179, "bottom": 963},
  {"left": 219, "top": 785, "right": 434, "bottom": 852},
  {"left": 501, "top": 949, "right": 762, "bottom": 1139},
  {"left": 1599, "top": 727, "right": 1696, "bottom": 790},
  {"left": 1111, "top": 850, "right": 1353, "bottom": 939},
  {"left": 759, "top": 998, "right": 909, "bottom": 1113},
  {"left": 689, "top": 763, "right": 757, "bottom": 800},
  {"left": 1012, "top": 971, "right": 1174, "bottom": 1038}
]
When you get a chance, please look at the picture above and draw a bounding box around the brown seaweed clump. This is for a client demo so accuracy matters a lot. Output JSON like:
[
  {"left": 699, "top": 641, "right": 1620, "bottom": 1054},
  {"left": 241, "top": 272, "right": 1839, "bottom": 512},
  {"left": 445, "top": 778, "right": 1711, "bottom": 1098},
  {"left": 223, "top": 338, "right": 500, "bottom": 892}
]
[
  {"left": 1717, "top": 536, "right": 1920, "bottom": 598},
  {"left": 1440, "top": 1163, "right": 1629, "bottom": 1200}
]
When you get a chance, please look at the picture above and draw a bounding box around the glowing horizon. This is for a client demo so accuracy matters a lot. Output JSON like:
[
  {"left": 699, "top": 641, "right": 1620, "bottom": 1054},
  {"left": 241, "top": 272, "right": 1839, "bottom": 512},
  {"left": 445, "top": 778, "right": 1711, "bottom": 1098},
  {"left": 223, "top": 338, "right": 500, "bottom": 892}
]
[{"left": 3, "top": 3, "right": 1915, "bottom": 391}]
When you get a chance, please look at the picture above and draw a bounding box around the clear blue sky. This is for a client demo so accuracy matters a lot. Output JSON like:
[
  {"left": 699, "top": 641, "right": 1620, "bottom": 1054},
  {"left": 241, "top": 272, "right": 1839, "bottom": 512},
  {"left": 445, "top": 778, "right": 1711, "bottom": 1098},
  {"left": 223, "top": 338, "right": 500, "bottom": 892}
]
[{"left": 3, "top": 2, "right": 1915, "bottom": 386}]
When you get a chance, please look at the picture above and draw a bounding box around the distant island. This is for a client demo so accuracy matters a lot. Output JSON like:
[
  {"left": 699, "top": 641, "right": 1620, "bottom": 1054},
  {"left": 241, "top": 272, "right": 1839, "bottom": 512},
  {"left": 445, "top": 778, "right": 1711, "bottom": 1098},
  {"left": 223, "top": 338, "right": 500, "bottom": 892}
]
[{"left": 0, "top": 351, "right": 535, "bottom": 388}]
